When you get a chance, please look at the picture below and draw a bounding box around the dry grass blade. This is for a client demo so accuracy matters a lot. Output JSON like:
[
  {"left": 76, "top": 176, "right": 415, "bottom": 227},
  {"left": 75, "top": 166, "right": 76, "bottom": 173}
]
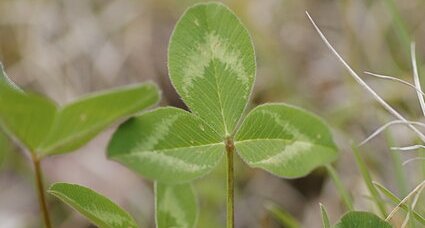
[
  {"left": 391, "top": 144, "right": 425, "bottom": 151},
  {"left": 401, "top": 183, "right": 425, "bottom": 228},
  {"left": 402, "top": 157, "right": 425, "bottom": 166},
  {"left": 305, "top": 11, "right": 425, "bottom": 143},
  {"left": 359, "top": 120, "right": 425, "bottom": 146},
  {"left": 386, "top": 180, "right": 425, "bottom": 222},
  {"left": 364, "top": 72, "right": 425, "bottom": 96},
  {"left": 411, "top": 42, "right": 425, "bottom": 117}
]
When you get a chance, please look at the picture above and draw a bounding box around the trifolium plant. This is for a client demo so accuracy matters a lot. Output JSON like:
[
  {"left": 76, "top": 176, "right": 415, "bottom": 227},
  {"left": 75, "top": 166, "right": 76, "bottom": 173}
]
[
  {"left": 0, "top": 63, "right": 159, "bottom": 227},
  {"left": 107, "top": 3, "right": 338, "bottom": 227}
]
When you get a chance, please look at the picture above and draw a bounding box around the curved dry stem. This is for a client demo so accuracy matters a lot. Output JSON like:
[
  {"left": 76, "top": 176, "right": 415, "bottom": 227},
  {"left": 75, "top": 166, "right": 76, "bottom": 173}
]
[
  {"left": 391, "top": 144, "right": 425, "bottom": 151},
  {"left": 364, "top": 72, "right": 425, "bottom": 97},
  {"left": 401, "top": 183, "right": 425, "bottom": 228},
  {"left": 359, "top": 120, "right": 425, "bottom": 146},
  {"left": 386, "top": 180, "right": 425, "bottom": 222},
  {"left": 305, "top": 11, "right": 425, "bottom": 143},
  {"left": 411, "top": 42, "right": 425, "bottom": 117},
  {"left": 402, "top": 157, "right": 425, "bottom": 166}
]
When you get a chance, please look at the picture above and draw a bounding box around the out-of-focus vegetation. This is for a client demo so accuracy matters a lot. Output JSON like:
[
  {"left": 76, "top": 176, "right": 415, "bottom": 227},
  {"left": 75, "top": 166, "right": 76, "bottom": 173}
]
[{"left": 1, "top": 0, "right": 425, "bottom": 227}]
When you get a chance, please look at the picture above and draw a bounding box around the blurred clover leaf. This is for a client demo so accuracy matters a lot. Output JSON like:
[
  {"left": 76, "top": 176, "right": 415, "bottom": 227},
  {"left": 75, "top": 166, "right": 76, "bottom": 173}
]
[
  {"left": 334, "top": 211, "right": 392, "bottom": 228},
  {"left": 155, "top": 182, "right": 198, "bottom": 228},
  {"left": 0, "top": 63, "right": 160, "bottom": 158},
  {"left": 0, "top": 62, "right": 159, "bottom": 227},
  {"left": 107, "top": 2, "right": 338, "bottom": 227},
  {"left": 49, "top": 183, "right": 138, "bottom": 228}
]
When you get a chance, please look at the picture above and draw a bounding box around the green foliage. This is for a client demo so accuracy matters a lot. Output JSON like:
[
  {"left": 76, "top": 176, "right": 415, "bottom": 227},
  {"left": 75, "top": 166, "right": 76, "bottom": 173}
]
[
  {"left": 108, "top": 107, "right": 224, "bottom": 183},
  {"left": 38, "top": 83, "right": 160, "bottom": 156},
  {"left": 320, "top": 203, "right": 331, "bottom": 228},
  {"left": 334, "top": 211, "right": 392, "bottom": 228},
  {"left": 235, "top": 104, "right": 338, "bottom": 178},
  {"left": 48, "top": 183, "right": 137, "bottom": 228},
  {"left": 168, "top": 2, "right": 255, "bottom": 137},
  {"left": 108, "top": 2, "right": 337, "bottom": 183},
  {"left": 0, "top": 64, "right": 160, "bottom": 157},
  {"left": 108, "top": 2, "right": 338, "bottom": 226},
  {"left": 155, "top": 183, "right": 198, "bottom": 228},
  {"left": 0, "top": 80, "right": 57, "bottom": 153},
  {"left": 374, "top": 182, "right": 425, "bottom": 225}
]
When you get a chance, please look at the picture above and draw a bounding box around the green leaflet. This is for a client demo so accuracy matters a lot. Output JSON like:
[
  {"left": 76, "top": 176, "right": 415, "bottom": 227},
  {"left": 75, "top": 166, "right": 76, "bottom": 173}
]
[
  {"left": 334, "top": 211, "right": 392, "bottom": 228},
  {"left": 155, "top": 183, "right": 198, "bottom": 228},
  {"left": 0, "top": 64, "right": 159, "bottom": 157},
  {"left": 235, "top": 103, "right": 338, "bottom": 178},
  {"left": 0, "top": 82, "right": 57, "bottom": 152},
  {"left": 38, "top": 83, "right": 160, "bottom": 155},
  {"left": 168, "top": 2, "right": 255, "bottom": 136},
  {"left": 107, "top": 107, "right": 224, "bottom": 183},
  {"left": 48, "top": 183, "right": 137, "bottom": 228}
]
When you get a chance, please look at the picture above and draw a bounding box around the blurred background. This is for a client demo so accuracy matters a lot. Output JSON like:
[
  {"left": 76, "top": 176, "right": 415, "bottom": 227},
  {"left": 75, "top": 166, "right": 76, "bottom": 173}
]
[{"left": 1, "top": 0, "right": 425, "bottom": 227}]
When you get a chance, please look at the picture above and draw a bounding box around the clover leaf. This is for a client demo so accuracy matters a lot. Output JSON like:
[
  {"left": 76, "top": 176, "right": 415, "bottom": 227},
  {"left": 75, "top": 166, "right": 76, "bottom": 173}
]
[{"left": 107, "top": 2, "right": 338, "bottom": 227}]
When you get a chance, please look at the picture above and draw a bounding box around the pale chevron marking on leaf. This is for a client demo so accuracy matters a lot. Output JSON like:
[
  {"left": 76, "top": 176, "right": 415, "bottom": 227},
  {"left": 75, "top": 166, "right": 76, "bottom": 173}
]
[
  {"left": 159, "top": 186, "right": 189, "bottom": 227},
  {"left": 182, "top": 32, "right": 249, "bottom": 94},
  {"left": 126, "top": 152, "right": 208, "bottom": 173},
  {"left": 250, "top": 141, "right": 312, "bottom": 166},
  {"left": 135, "top": 113, "right": 182, "bottom": 151},
  {"left": 259, "top": 109, "right": 310, "bottom": 141},
  {"left": 119, "top": 142, "right": 223, "bottom": 174}
]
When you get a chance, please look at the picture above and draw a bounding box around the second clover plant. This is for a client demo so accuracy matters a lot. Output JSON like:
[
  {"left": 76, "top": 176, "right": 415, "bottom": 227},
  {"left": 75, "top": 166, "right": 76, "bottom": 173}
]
[{"left": 107, "top": 2, "right": 338, "bottom": 227}]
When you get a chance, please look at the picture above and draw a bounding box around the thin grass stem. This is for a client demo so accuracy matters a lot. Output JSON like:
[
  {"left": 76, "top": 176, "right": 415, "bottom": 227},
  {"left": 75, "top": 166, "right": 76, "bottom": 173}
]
[
  {"left": 359, "top": 120, "right": 425, "bottom": 146},
  {"left": 386, "top": 180, "right": 425, "bottom": 222},
  {"left": 305, "top": 11, "right": 425, "bottom": 143},
  {"left": 364, "top": 72, "right": 425, "bottom": 96},
  {"left": 325, "top": 164, "right": 354, "bottom": 211}
]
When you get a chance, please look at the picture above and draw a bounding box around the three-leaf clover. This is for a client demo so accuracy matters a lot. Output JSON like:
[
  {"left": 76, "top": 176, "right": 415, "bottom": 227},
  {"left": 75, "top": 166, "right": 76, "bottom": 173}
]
[
  {"left": 108, "top": 1, "right": 337, "bottom": 189},
  {"left": 107, "top": 2, "right": 338, "bottom": 227}
]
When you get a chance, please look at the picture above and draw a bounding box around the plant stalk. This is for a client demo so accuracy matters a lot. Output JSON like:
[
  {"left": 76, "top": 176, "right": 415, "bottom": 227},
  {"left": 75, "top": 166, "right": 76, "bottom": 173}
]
[
  {"left": 32, "top": 155, "right": 52, "bottom": 228},
  {"left": 225, "top": 137, "right": 235, "bottom": 228}
]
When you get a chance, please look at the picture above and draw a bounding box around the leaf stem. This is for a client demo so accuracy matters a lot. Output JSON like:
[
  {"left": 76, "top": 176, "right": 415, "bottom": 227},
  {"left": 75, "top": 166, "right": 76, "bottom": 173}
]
[
  {"left": 32, "top": 154, "right": 52, "bottom": 228},
  {"left": 225, "top": 137, "right": 235, "bottom": 228}
]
